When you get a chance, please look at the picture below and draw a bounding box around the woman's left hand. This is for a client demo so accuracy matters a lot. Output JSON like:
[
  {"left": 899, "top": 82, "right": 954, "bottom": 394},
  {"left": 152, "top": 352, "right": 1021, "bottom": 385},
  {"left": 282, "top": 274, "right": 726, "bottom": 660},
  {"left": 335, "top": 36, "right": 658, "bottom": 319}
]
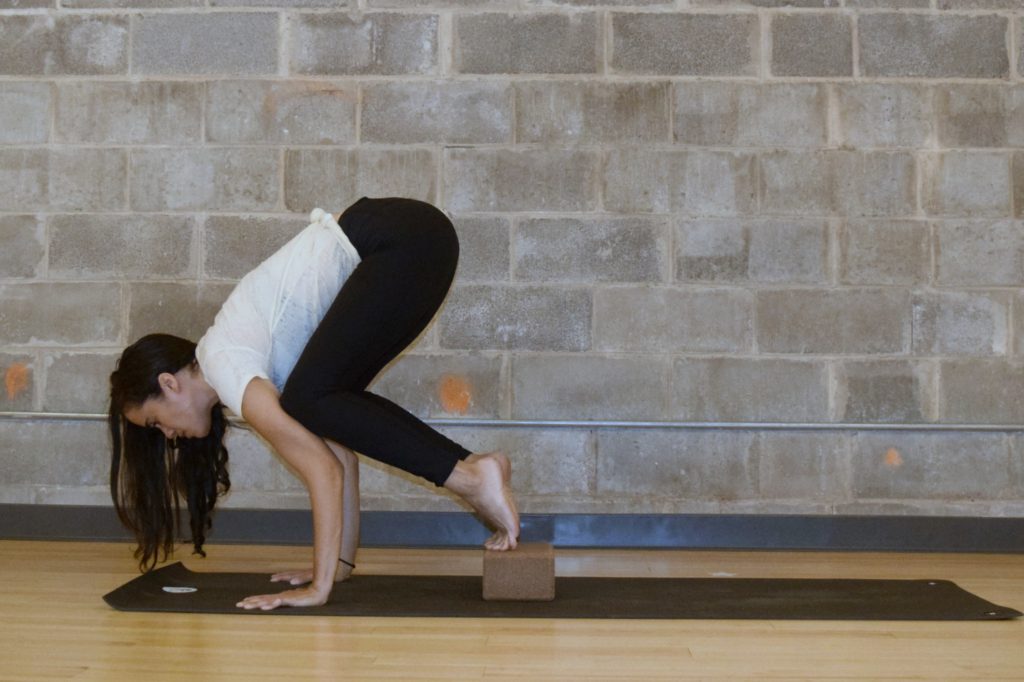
[{"left": 236, "top": 585, "right": 330, "bottom": 610}]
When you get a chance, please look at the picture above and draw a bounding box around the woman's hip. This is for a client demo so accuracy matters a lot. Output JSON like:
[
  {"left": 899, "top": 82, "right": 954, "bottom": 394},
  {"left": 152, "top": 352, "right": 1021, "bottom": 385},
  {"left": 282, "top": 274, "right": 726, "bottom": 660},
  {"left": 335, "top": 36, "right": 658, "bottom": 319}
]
[{"left": 338, "top": 196, "right": 458, "bottom": 260}]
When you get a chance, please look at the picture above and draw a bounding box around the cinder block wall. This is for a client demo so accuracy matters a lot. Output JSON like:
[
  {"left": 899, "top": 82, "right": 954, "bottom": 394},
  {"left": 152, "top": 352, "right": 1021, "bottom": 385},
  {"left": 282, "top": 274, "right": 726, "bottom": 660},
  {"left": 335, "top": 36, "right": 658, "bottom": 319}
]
[{"left": 1, "top": 0, "right": 1022, "bottom": 518}]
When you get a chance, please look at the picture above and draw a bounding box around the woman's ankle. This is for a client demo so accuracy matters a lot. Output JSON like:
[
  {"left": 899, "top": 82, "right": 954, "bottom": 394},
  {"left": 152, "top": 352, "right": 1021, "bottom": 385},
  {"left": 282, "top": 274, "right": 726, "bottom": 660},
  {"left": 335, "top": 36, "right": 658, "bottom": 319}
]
[{"left": 442, "top": 458, "right": 476, "bottom": 496}]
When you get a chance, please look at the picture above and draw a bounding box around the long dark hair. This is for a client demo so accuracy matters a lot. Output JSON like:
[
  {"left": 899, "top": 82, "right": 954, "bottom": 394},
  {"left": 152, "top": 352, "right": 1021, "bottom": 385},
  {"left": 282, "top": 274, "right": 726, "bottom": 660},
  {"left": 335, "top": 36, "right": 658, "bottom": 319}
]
[{"left": 108, "top": 333, "right": 231, "bottom": 573}]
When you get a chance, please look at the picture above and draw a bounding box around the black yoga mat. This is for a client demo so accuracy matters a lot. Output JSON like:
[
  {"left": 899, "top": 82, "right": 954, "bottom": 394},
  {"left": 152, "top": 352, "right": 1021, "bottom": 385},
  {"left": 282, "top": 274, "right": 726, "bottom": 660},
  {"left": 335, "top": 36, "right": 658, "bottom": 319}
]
[{"left": 103, "top": 561, "right": 1021, "bottom": 620}]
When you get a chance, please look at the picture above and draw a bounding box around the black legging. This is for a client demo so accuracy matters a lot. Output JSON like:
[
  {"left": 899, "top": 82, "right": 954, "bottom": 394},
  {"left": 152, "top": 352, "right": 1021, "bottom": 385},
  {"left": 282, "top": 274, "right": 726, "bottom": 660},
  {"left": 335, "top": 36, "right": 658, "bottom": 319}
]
[{"left": 279, "top": 196, "right": 472, "bottom": 487}]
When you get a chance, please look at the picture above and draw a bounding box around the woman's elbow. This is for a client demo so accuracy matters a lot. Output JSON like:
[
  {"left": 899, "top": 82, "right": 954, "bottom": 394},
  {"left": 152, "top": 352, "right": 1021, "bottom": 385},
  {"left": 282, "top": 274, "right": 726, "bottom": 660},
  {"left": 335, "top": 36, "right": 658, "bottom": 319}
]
[
  {"left": 307, "top": 456, "right": 344, "bottom": 490},
  {"left": 324, "top": 439, "right": 359, "bottom": 470}
]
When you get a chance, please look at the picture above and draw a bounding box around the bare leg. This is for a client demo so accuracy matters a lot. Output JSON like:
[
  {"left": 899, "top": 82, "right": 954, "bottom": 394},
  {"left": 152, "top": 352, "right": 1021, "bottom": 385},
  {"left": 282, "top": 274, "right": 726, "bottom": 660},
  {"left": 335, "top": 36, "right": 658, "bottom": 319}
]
[{"left": 443, "top": 451, "right": 520, "bottom": 551}]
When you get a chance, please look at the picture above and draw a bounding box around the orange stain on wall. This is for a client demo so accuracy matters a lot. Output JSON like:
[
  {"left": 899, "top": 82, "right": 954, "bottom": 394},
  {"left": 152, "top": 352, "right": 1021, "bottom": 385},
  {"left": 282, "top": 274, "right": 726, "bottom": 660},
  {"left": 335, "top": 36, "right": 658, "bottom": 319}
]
[
  {"left": 884, "top": 448, "right": 904, "bottom": 468},
  {"left": 438, "top": 374, "right": 472, "bottom": 414},
  {"left": 5, "top": 363, "right": 30, "bottom": 401}
]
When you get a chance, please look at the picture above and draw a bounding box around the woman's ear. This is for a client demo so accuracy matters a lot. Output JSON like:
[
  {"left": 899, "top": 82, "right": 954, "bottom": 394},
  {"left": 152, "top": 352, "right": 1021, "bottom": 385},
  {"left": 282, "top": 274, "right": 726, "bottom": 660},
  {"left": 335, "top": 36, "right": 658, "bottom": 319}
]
[{"left": 157, "top": 372, "right": 180, "bottom": 395}]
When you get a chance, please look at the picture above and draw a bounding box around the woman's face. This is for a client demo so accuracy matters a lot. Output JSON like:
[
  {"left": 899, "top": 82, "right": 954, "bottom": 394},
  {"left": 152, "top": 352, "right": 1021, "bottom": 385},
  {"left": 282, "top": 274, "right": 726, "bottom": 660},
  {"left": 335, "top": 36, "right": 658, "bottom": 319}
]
[{"left": 123, "top": 370, "right": 212, "bottom": 441}]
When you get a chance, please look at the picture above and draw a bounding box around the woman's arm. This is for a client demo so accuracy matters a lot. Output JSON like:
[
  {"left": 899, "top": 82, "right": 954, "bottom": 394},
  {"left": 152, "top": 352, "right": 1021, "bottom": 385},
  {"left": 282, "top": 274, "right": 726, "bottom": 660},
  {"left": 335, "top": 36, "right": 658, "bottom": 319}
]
[
  {"left": 236, "top": 377, "right": 344, "bottom": 608},
  {"left": 324, "top": 440, "right": 360, "bottom": 575},
  {"left": 270, "top": 439, "right": 359, "bottom": 586}
]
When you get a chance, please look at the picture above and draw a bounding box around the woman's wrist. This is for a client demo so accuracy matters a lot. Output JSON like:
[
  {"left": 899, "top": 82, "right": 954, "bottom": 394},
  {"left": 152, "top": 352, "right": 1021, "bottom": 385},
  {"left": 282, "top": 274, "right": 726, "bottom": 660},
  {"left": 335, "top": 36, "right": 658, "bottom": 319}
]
[{"left": 311, "top": 580, "right": 334, "bottom": 596}]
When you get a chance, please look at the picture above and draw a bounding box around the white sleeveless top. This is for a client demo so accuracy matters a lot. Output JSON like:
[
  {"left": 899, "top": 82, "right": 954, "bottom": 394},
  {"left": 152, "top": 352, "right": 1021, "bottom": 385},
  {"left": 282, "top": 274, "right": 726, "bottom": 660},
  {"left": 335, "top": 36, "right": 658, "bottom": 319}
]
[{"left": 195, "top": 208, "right": 362, "bottom": 417}]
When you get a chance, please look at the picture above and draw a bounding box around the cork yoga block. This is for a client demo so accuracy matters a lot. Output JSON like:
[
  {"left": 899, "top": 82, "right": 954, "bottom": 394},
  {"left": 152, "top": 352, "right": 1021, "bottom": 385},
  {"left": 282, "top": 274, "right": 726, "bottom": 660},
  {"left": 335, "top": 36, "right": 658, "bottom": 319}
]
[{"left": 482, "top": 542, "right": 555, "bottom": 601}]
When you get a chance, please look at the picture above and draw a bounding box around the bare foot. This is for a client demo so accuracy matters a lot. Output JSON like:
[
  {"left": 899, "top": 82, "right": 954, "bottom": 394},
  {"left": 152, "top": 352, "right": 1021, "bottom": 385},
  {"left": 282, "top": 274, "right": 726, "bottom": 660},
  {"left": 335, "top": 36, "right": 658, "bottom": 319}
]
[
  {"left": 445, "top": 452, "right": 520, "bottom": 550},
  {"left": 468, "top": 452, "right": 519, "bottom": 541},
  {"left": 484, "top": 529, "right": 515, "bottom": 551}
]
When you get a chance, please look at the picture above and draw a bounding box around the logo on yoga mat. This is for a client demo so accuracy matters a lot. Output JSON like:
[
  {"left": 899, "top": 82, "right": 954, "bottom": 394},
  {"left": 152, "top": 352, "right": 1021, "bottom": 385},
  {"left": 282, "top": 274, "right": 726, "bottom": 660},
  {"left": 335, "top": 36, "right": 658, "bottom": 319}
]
[{"left": 162, "top": 586, "right": 198, "bottom": 593}]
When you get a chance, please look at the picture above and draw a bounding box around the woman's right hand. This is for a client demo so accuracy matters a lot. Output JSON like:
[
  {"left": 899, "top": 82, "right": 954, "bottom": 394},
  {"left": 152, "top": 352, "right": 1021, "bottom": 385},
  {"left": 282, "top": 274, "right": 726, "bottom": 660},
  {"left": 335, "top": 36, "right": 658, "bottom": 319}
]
[{"left": 271, "top": 564, "right": 353, "bottom": 586}]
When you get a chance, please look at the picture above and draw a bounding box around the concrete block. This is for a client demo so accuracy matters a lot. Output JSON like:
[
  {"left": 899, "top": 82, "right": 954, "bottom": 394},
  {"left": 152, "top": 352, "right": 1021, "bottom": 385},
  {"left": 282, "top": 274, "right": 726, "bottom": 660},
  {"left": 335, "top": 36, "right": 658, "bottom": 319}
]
[
  {"left": 438, "top": 284, "right": 591, "bottom": 351},
  {"left": 130, "top": 148, "right": 279, "bottom": 211},
  {"left": 859, "top": 13, "right": 1009, "bottom": 78},
  {"left": 611, "top": 12, "right": 758, "bottom": 76},
  {"left": 696, "top": 0, "right": 880, "bottom": 4},
  {"left": 1020, "top": 17, "right": 1024, "bottom": 78},
  {"left": 65, "top": 0, "right": 200, "bottom": 6},
  {"left": 513, "top": 495, "right": 726, "bottom": 515},
  {"left": 676, "top": 219, "right": 828, "bottom": 284},
  {"left": 922, "top": 152, "right": 1012, "bottom": 218},
  {"left": 0, "top": 215, "right": 45, "bottom": 279},
  {"left": 0, "top": 82, "right": 51, "bottom": 143},
  {"left": 0, "top": 150, "right": 47, "bottom": 211},
  {"left": 0, "top": 148, "right": 124, "bottom": 211},
  {"left": 756, "top": 288, "right": 909, "bottom": 354},
  {"left": 368, "top": 0, "right": 514, "bottom": 6},
  {"left": 0, "top": 0, "right": 51, "bottom": 7},
  {"left": 511, "top": 354, "right": 669, "bottom": 421},
  {"left": 834, "top": 83, "right": 933, "bottom": 149},
  {"left": 516, "top": 81, "right": 668, "bottom": 145},
  {"left": 449, "top": 216, "right": 510, "bottom": 283},
  {"left": 49, "top": 214, "right": 195, "bottom": 279},
  {"left": 367, "top": 352, "right": 502, "bottom": 419},
  {"left": 455, "top": 12, "right": 598, "bottom": 74},
  {"left": 0, "top": 420, "right": 108, "bottom": 487},
  {"left": 756, "top": 431, "right": 850, "bottom": 500},
  {"left": 363, "top": 80, "right": 510, "bottom": 144},
  {"left": 0, "top": 14, "right": 128, "bottom": 76},
  {"left": 284, "top": 148, "right": 436, "bottom": 212},
  {"left": 50, "top": 148, "right": 127, "bottom": 211},
  {"left": 835, "top": 500, "right": 1015, "bottom": 516},
  {"left": 673, "top": 82, "right": 827, "bottom": 148},
  {"left": 985, "top": 86, "right": 1024, "bottom": 138},
  {"left": 670, "top": 357, "right": 828, "bottom": 422},
  {"left": 594, "top": 286, "right": 752, "bottom": 353},
  {"left": 206, "top": 80, "right": 357, "bottom": 145},
  {"left": 1013, "top": 434, "right": 1024, "bottom": 499},
  {"left": 55, "top": 80, "right": 201, "bottom": 144},
  {"left": 935, "top": 220, "right": 1024, "bottom": 286},
  {"left": 851, "top": 431, "right": 1015, "bottom": 500},
  {"left": 133, "top": 12, "right": 277, "bottom": 75},
  {"left": 290, "top": 12, "right": 438, "bottom": 75},
  {"left": 0, "top": 283, "right": 121, "bottom": 346},
  {"left": 846, "top": 0, "right": 928, "bottom": 6},
  {"left": 0, "top": 353, "right": 35, "bottom": 412},
  {"left": 940, "top": 359, "right": 1024, "bottom": 424},
  {"left": 1016, "top": 291, "right": 1024, "bottom": 357},
  {"left": 41, "top": 352, "right": 118, "bottom": 414},
  {"left": 913, "top": 288, "right": 1007, "bottom": 352},
  {"left": 127, "top": 282, "right": 234, "bottom": 342},
  {"left": 514, "top": 216, "right": 665, "bottom": 283},
  {"left": 483, "top": 542, "right": 554, "bottom": 601},
  {"left": 604, "top": 150, "right": 757, "bottom": 216},
  {"left": 597, "top": 428, "right": 758, "bottom": 499},
  {"left": 444, "top": 149, "right": 599, "bottom": 213},
  {"left": 835, "top": 360, "right": 935, "bottom": 423},
  {"left": 204, "top": 214, "right": 308, "bottom": 280},
  {"left": 839, "top": 219, "right": 930, "bottom": 286},
  {"left": 760, "top": 151, "right": 916, "bottom": 217},
  {"left": 675, "top": 219, "right": 749, "bottom": 282},
  {"left": 1012, "top": 153, "right": 1024, "bottom": 219},
  {"left": 771, "top": 13, "right": 852, "bottom": 77},
  {"left": 935, "top": 84, "right": 1015, "bottom": 148}
]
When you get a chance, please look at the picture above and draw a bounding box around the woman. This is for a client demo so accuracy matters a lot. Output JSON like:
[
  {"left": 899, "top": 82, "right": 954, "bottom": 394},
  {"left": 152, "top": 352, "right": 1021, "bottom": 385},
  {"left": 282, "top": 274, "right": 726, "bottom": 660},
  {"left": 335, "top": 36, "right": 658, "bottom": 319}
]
[{"left": 108, "top": 196, "right": 520, "bottom": 611}]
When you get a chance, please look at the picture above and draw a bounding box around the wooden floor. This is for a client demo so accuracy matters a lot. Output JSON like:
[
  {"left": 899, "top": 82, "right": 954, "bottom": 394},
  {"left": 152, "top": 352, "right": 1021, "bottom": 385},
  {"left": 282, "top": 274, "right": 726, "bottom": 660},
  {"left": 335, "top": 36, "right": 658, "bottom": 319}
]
[{"left": 0, "top": 539, "right": 1021, "bottom": 681}]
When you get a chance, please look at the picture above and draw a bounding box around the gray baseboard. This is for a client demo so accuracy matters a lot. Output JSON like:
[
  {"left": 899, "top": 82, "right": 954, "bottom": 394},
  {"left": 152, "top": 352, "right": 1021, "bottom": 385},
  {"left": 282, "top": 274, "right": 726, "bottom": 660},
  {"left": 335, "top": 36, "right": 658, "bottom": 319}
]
[{"left": 1, "top": 504, "right": 1022, "bottom": 553}]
